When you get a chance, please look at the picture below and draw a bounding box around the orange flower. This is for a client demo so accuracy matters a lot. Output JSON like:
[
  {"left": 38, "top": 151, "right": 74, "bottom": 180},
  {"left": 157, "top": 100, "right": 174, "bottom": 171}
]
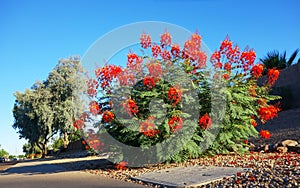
[
  {"left": 123, "top": 99, "right": 139, "bottom": 116},
  {"left": 89, "top": 101, "right": 100, "bottom": 115},
  {"left": 127, "top": 53, "right": 143, "bottom": 72},
  {"left": 168, "top": 86, "right": 182, "bottom": 106},
  {"left": 143, "top": 76, "right": 155, "bottom": 89},
  {"left": 251, "top": 64, "right": 264, "bottom": 79},
  {"left": 168, "top": 116, "right": 183, "bottom": 133},
  {"left": 151, "top": 44, "right": 161, "bottom": 58},
  {"left": 139, "top": 116, "right": 159, "bottom": 137},
  {"left": 251, "top": 118, "right": 257, "bottom": 127},
  {"left": 102, "top": 111, "right": 114, "bottom": 123},
  {"left": 260, "top": 130, "right": 271, "bottom": 139},
  {"left": 147, "top": 62, "right": 162, "bottom": 79},
  {"left": 224, "top": 62, "right": 232, "bottom": 72},
  {"left": 171, "top": 43, "right": 180, "bottom": 57},
  {"left": 222, "top": 73, "right": 230, "bottom": 80},
  {"left": 258, "top": 105, "right": 279, "bottom": 122},
  {"left": 267, "top": 68, "right": 280, "bottom": 86},
  {"left": 140, "top": 33, "right": 151, "bottom": 49},
  {"left": 199, "top": 113, "right": 212, "bottom": 129},
  {"left": 160, "top": 31, "right": 172, "bottom": 48},
  {"left": 73, "top": 119, "right": 84, "bottom": 129},
  {"left": 116, "top": 161, "right": 128, "bottom": 170}
]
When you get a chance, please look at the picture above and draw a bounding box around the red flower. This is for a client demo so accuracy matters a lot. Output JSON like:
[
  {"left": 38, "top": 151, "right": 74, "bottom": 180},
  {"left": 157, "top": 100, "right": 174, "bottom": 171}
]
[
  {"left": 241, "top": 49, "right": 256, "bottom": 67},
  {"left": 116, "top": 161, "right": 128, "bottom": 171},
  {"left": 87, "top": 79, "right": 98, "bottom": 97},
  {"left": 102, "top": 111, "right": 114, "bottom": 123},
  {"left": 152, "top": 44, "right": 161, "bottom": 58},
  {"left": 258, "top": 105, "right": 279, "bottom": 122},
  {"left": 73, "top": 119, "right": 84, "bottom": 129},
  {"left": 214, "top": 62, "right": 222, "bottom": 69},
  {"left": 168, "top": 86, "right": 182, "bottom": 106},
  {"left": 251, "top": 118, "right": 257, "bottom": 127},
  {"left": 143, "top": 76, "right": 155, "bottom": 89},
  {"left": 140, "top": 33, "right": 151, "bottom": 49},
  {"left": 251, "top": 64, "right": 264, "bottom": 79},
  {"left": 210, "top": 51, "right": 221, "bottom": 63},
  {"left": 199, "top": 113, "right": 212, "bottom": 129},
  {"left": 168, "top": 116, "right": 183, "bottom": 133},
  {"left": 160, "top": 31, "right": 172, "bottom": 48},
  {"left": 224, "top": 62, "right": 231, "bottom": 72},
  {"left": 171, "top": 43, "right": 180, "bottom": 57},
  {"left": 147, "top": 62, "right": 162, "bottom": 79},
  {"left": 194, "top": 51, "right": 207, "bottom": 68},
  {"left": 220, "top": 38, "right": 232, "bottom": 53},
  {"left": 222, "top": 73, "right": 230, "bottom": 80},
  {"left": 89, "top": 101, "right": 100, "bottom": 115},
  {"left": 260, "top": 130, "right": 271, "bottom": 139},
  {"left": 139, "top": 116, "right": 159, "bottom": 137},
  {"left": 127, "top": 53, "right": 143, "bottom": 72},
  {"left": 267, "top": 68, "right": 280, "bottom": 86},
  {"left": 95, "top": 65, "right": 122, "bottom": 89},
  {"left": 123, "top": 99, "right": 139, "bottom": 116},
  {"left": 160, "top": 50, "right": 171, "bottom": 60}
]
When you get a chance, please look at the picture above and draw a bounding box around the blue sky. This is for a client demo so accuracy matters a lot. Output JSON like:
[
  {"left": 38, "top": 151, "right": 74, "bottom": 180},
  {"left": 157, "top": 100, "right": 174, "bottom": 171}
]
[{"left": 0, "top": 0, "right": 299, "bottom": 155}]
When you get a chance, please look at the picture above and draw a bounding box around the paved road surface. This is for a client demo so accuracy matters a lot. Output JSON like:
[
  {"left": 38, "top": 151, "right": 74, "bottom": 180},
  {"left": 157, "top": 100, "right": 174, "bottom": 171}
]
[{"left": 0, "top": 159, "right": 145, "bottom": 188}]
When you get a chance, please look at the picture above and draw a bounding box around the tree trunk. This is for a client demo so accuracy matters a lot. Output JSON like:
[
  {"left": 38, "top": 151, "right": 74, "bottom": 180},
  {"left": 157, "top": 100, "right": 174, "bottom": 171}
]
[
  {"left": 62, "top": 132, "right": 70, "bottom": 149},
  {"left": 41, "top": 141, "right": 48, "bottom": 158}
]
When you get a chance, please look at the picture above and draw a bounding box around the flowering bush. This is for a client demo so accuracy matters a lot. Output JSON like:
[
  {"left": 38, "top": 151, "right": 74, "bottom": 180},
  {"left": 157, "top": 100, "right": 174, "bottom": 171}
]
[{"left": 76, "top": 30, "right": 281, "bottom": 164}]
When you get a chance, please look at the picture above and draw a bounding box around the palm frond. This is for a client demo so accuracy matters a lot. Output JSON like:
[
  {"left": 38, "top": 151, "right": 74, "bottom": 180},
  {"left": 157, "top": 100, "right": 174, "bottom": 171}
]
[{"left": 287, "top": 49, "right": 299, "bottom": 66}]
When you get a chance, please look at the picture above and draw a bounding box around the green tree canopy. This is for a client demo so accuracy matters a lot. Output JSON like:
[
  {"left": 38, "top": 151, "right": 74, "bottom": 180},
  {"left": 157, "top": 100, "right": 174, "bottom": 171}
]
[
  {"left": 12, "top": 56, "right": 86, "bottom": 157},
  {"left": 0, "top": 144, "right": 9, "bottom": 158}
]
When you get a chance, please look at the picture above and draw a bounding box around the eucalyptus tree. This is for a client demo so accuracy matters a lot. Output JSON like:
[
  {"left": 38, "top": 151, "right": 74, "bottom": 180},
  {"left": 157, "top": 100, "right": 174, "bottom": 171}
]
[{"left": 13, "top": 81, "right": 55, "bottom": 158}]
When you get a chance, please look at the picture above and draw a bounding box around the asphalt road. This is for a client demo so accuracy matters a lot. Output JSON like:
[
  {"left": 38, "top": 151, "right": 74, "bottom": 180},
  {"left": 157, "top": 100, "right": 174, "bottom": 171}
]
[{"left": 0, "top": 159, "right": 145, "bottom": 188}]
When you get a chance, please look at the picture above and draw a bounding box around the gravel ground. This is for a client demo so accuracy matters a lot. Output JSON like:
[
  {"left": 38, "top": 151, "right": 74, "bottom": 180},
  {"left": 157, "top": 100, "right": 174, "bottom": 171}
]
[{"left": 63, "top": 108, "right": 300, "bottom": 187}]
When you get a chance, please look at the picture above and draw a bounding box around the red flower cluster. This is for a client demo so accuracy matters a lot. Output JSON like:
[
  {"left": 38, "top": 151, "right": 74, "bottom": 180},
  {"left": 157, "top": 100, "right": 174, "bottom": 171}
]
[
  {"left": 87, "top": 79, "right": 98, "bottom": 97},
  {"left": 224, "top": 62, "right": 232, "bottom": 72},
  {"left": 161, "top": 49, "right": 171, "bottom": 60},
  {"left": 199, "top": 113, "right": 212, "bottom": 129},
  {"left": 116, "top": 68, "right": 135, "bottom": 86},
  {"left": 251, "top": 117, "right": 257, "bottom": 127},
  {"left": 222, "top": 73, "right": 230, "bottom": 80},
  {"left": 86, "top": 131, "right": 105, "bottom": 152},
  {"left": 89, "top": 100, "right": 101, "bottom": 115},
  {"left": 73, "top": 119, "right": 84, "bottom": 129},
  {"left": 171, "top": 43, "right": 180, "bottom": 57},
  {"left": 116, "top": 161, "right": 128, "bottom": 171},
  {"left": 260, "top": 130, "right": 271, "bottom": 139},
  {"left": 258, "top": 105, "right": 279, "bottom": 122},
  {"left": 168, "top": 86, "right": 182, "bottom": 106},
  {"left": 251, "top": 64, "right": 264, "bottom": 79},
  {"left": 95, "top": 65, "right": 122, "bottom": 89},
  {"left": 102, "top": 111, "right": 114, "bottom": 123},
  {"left": 123, "top": 99, "right": 139, "bottom": 116},
  {"left": 151, "top": 44, "right": 161, "bottom": 58},
  {"left": 168, "top": 116, "right": 183, "bottom": 133},
  {"left": 139, "top": 116, "right": 159, "bottom": 137},
  {"left": 220, "top": 38, "right": 232, "bottom": 53},
  {"left": 241, "top": 49, "right": 256, "bottom": 68},
  {"left": 140, "top": 33, "right": 151, "bottom": 49},
  {"left": 210, "top": 51, "right": 221, "bottom": 63},
  {"left": 147, "top": 62, "right": 162, "bottom": 79},
  {"left": 160, "top": 31, "right": 172, "bottom": 48},
  {"left": 127, "top": 53, "right": 143, "bottom": 72},
  {"left": 183, "top": 32, "right": 206, "bottom": 68},
  {"left": 267, "top": 68, "right": 280, "bottom": 86},
  {"left": 143, "top": 76, "right": 155, "bottom": 89}
]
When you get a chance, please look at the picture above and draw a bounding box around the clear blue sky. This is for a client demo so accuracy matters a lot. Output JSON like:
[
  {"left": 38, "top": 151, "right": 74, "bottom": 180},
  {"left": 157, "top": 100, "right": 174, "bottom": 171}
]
[{"left": 0, "top": 0, "right": 299, "bottom": 155}]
